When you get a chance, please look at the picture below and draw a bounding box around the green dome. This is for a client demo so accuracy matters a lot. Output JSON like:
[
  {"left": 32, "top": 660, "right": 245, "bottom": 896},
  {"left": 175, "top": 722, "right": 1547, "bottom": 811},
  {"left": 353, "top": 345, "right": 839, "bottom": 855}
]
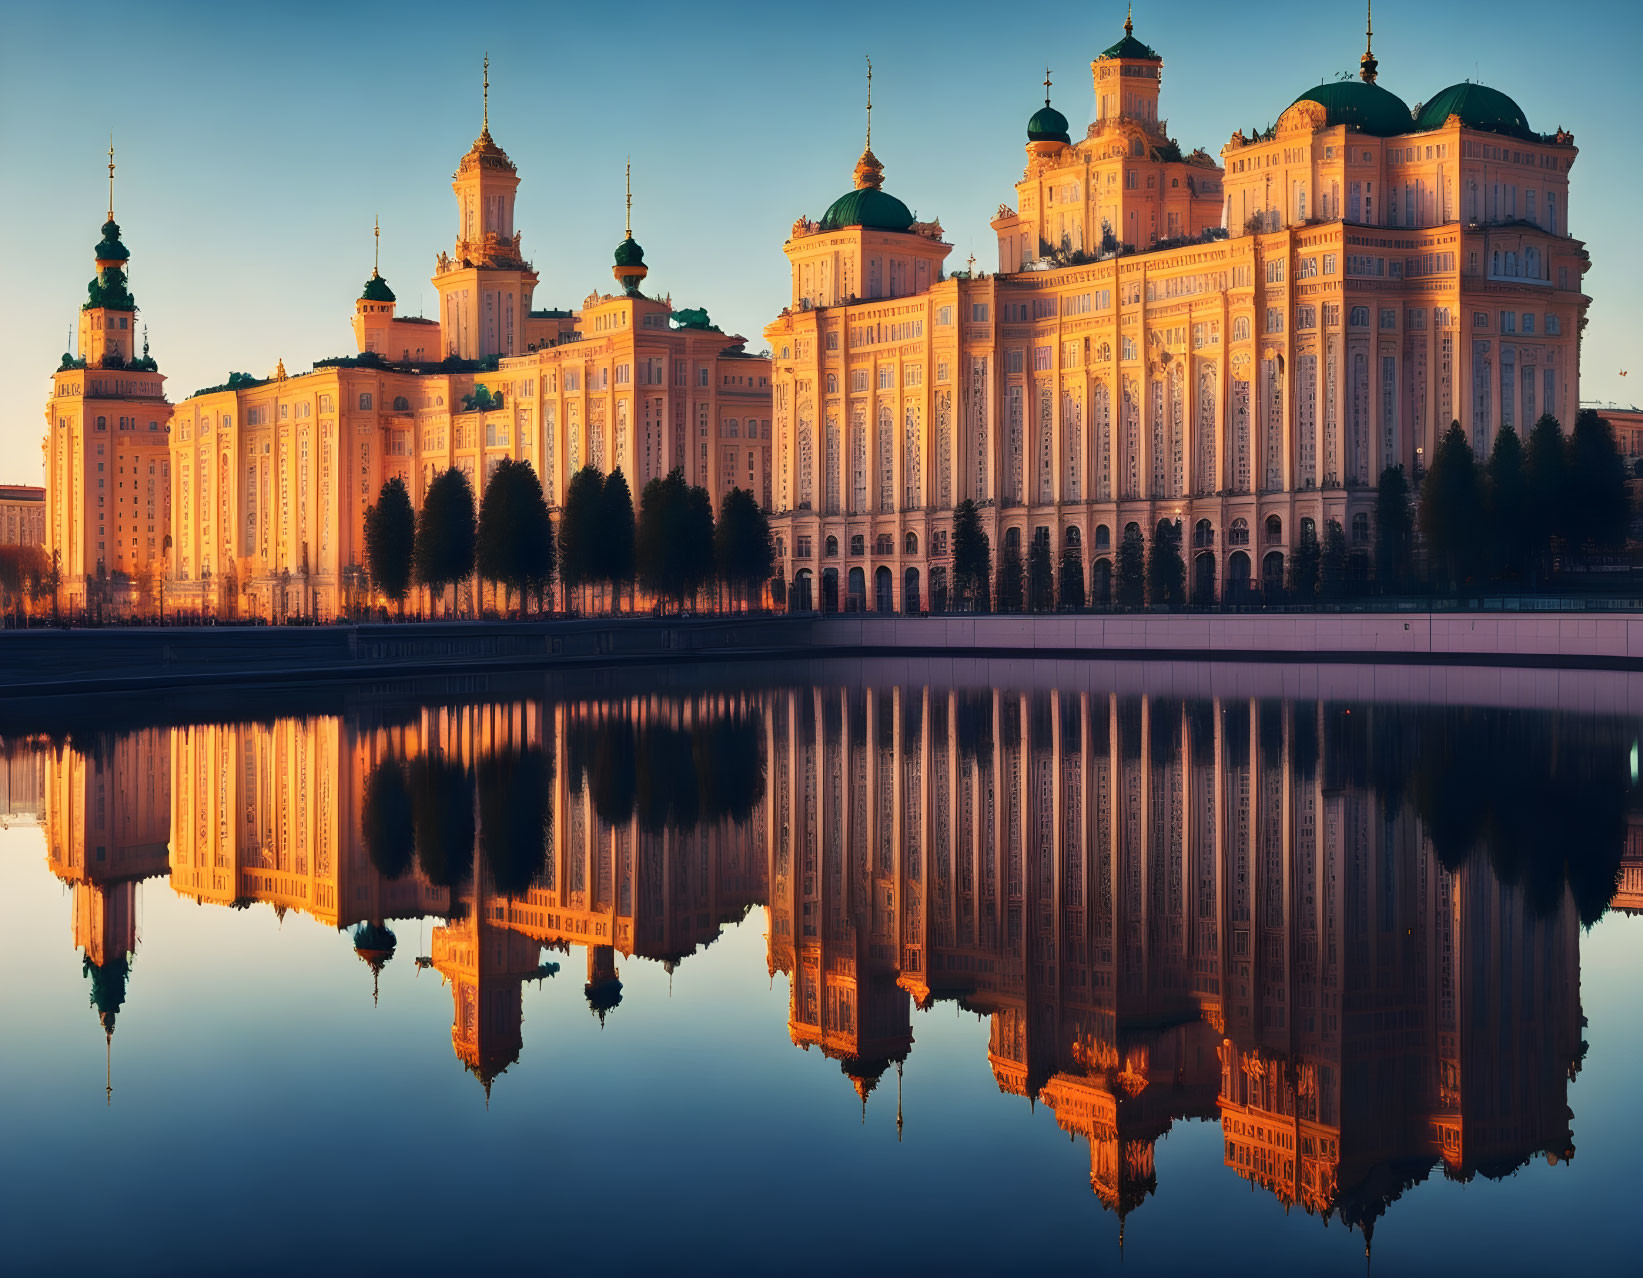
[
  {"left": 1288, "top": 80, "right": 1413, "bottom": 137},
  {"left": 360, "top": 272, "right": 395, "bottom": 303},
  {"left": 1098, "top": 32, "right": 1160, "bottom": 61},
  {"left": 614, "top": 236, "right": 645, "bottom": 267},
  {"left": 819, "top": 186, "right": 914, "bottom": 233},
  {"left": 1028, "top": 105, "right": 1071, "bottom": 144},
  {"left": 1414, "top": 82, "right": 1533, "bottom": 140},
  {"left": 94, "top": 219, "right": 129, "bottom": 263}
]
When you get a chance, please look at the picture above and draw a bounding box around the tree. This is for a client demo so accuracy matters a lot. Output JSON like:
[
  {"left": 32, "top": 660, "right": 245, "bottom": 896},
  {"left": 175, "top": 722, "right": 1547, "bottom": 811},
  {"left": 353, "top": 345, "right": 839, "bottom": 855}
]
[
  {"left": 599, "top": 468, "right": 637, "bottom": 612},
  {"left": 477, "top": 458, "right": 535, "bottom": 614},
  {"left": 1116, "top": 525, "right": 1146, "bottom": 609},
  {"left": 714, "top": 487, "right": 775, "bottom": 611},
  {"left": 414, "top": 467, "right": 477, "bottom": 616},
  {"left": 1320, "top": 519, "right": 1350, "bottom": 600},
  {"left": 364, "top": 476, "right": 414, "bottom": 616},
  {"left": 683, "top": 482, "right": 717, "bottom": 607},
  {"left": 1058, "top": 540, "right": 1086, "bottom": 610},
  {"left": 1146, "top": 520, "right": 1185, "bottom": 609},
  {"left": 1484, "top": 424, "right": 1531, "bottom": 584},
  {"left": 479, "top": 746, "right": 550, "bottom": 898},
  {"left": 1374, "top": 464, "right": 1415, "bottom": 594},
  {"left": 996, "top": 537, "right": 1025, "bottom": 613},
  {"left": 1419, "top": 422, "right": 1484, "bottom": 592},
  {"left": 1524, "top": 415, "right": 1567, "bottom": 585},
  {"left": 1289, "top": 519, "right": 1322, "bottom": 601},
  {"left": 362, "top": 757, "right": 415, "bottom": 881},
  {"left": 951, "top": 499, "right": 991, "bottom": 611},
  {"left": 519, "top": 467, "right": 556, "bottom": 614},
  {"left": 636, "top": 469, "right": 714, "bottom": 612},
  {"left": 410, "top": 753, "right": 474, "bottom": 890},
  {"left": 559, "top": 465, "right": 604, "bottom": 612},
  {"left": 1566, "top": 409, "right": 1629, "bottom": 556},
  {"left": 1026, "top": 534, "right": 1055, "bottom": 612}
]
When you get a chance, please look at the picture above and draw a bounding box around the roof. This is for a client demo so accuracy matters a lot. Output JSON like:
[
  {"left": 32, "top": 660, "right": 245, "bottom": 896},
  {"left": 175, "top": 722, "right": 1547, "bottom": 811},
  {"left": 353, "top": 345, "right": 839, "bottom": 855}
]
[
  {"left": 613, "top": 236, "right": 645, "bottom": 267},
  {"left": 1028, "top": 104, "right": 1071, "bottom": 144},
  {"left": 0, "top": 486, "right": 45, "bottom": 502},
  {"left": 94, "top": 219, "right": 130, "bottom": 263},
  {"left": 1414, "top": 82, "right": 1534, "bottom": 140},
  {"left": 1288, "top": 79, "right": 1413, "bottom": 137},
  {"left": 1098, "top": 32, "right": 1160, "bottom": 61},
  {"left": 360, "top": 271, "right": 396, "bottom": 303},
  {"left": 819, "top": 186, "right": 915, "bottom": 233}
]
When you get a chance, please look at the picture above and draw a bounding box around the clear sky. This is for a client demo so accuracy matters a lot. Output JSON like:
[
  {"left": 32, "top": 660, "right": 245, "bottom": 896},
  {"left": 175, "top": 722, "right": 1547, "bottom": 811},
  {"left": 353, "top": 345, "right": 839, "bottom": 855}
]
[{"left": 1, "top": 0, "right": 1638, "bottom": 484}]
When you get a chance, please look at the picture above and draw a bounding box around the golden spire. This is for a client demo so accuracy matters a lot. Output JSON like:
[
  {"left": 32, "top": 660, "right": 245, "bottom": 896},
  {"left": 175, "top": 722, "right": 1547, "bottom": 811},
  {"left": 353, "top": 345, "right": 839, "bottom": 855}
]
[
  {"left": 373, "top": 214, "right": 380, "bottom": 274},
  {"left": 853, "top": 55, "right": 884, "bottom": 191},
  {"left": 1125, "top": 3, "right": 1134, "bottom": 37},
  {"left": 1360, "top": 1, "right": 1378, "bottom": 83},
  {"left": 1044, "top": 65, "right": 1052, "bottom": 108},
  {"left": 482, "top": 52, "right": 490, "bottom": 132},
  {"left": 625, "top": 157, "right": 632, "bottom": 240},
  {"left": 106, "top": 135, "right": 115, "bottom": 221},
  {"left": 865, "top": 54, "right": 872, "bottom": 149}
]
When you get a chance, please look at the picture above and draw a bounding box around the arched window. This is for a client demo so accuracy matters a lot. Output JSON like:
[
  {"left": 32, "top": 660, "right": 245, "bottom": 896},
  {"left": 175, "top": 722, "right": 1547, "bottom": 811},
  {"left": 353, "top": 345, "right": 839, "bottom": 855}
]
[
  {"left": 1300, "top": 516, "right": 1316, "bottom": 543},
  {"left": 1194, "top": 518, "right": 1214, "bottom": 548},
  {"left": 876, "top": 532, "right": 894, "bottom": 556},
  {"left": 392, "top": 395, "right": 410, "bottom": 412},
  {"left": 850, "top": 534, "right": 865, "bottom": 556},
  {"left": 825, "top": 535, "right": 839, "bottom": 557},
  {"left": 1095, "top": 524, "right": 1111, "bottom": 549},
  {"left": 1229, "top": 517, "right": 1250, "bottom": 546},
  {"left": 1265, "top": 514, "right": 1283, "bottom": 544},
  {"left": 1232, "top": 316, "right": 1251, "bottom": 341},
  {"left": 1065, "top": 526, "right": 1081, "bottom": 547},
  {"left": 904, "top": 531, "right": 919, "bottom": 555},
  {"left": 825, "top": 373, "right": 838, "bottom": 394},
  {"left": 1124, "top": 521, "right": 1140, "bottom": 539},
  {"left": 1004, "top": 526, "right": 1022, "bottom": 550},
  {"left": 775, "top": 536, "right": 785, "bottom": 559},
  {"left": 1351, "top": 512, "right": 1371, "bottom": 545}
]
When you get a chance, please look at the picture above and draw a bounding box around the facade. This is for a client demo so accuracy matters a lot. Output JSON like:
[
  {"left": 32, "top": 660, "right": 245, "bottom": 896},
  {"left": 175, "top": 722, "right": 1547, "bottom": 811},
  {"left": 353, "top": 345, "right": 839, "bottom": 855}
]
[
  {"left": 766, "top": 15, "right": 1589, "bottom": 611},
  {"left": 0, "top": 485, "right": 46, "bottom": 548}
]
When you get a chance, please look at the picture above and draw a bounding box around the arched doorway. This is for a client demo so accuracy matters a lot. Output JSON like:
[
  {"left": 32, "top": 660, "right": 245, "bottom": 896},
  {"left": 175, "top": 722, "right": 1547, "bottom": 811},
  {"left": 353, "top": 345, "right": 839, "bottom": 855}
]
[
  {"left": 1092, "top": 558, "right": 1113, "bottom": 607},
  {"left": 822, "top": 567, "right": 839, "bottom": 613},
  {"left": 903, "top": 567, "right": 920, "bottom": 614},
  {"left": 792, "top": 570, "right": 813, "bottom": 613},
  {"left": 847, "top": 566, "right": 867, "bottom": 612},
  {"left": 874, "top": 565, "right": 893, "bottom": 613},
  {"left": 1193, "top": 551, "right": 1216, "bottom": 607},
  {"left": 1227, "top": 551, "right": 1251, "bottom": 602},
  {"left": 1262, "top": 551, "right": 1285, "bottom": 600}
]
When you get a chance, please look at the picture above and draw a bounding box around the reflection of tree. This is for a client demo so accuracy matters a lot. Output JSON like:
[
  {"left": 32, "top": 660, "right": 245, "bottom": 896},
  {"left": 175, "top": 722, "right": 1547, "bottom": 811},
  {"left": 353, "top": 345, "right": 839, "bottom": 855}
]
[
  {"left": 362, "top": 757, "right": 415, "bottom": 881},
  {"left": 411, "top": 754, "right": 475, "bottom": 890},
  {"left": 479, "top": 746, "right": 550, "bottom": 898},
  {"left": 695, "top": 707, "right": 767, "bottom": 826}
]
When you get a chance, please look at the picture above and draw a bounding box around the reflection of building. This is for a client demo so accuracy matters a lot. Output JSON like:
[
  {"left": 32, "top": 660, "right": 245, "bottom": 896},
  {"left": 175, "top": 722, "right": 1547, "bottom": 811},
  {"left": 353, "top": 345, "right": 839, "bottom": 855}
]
[
  {"left": 1, "top": 743, "right": 45, "bottom": 825},
  {"left": 1615, "top": 814, "right": 1643, "bottom": 915},
  {"left": 768, "top": 13, "right": 1587, "bottom": 611},
  {"left": 0, "top": 484, "right": 46, "bottom": 548},
  {"left": 29, "top": 680, "right": 1604, "bottom": 1247}
]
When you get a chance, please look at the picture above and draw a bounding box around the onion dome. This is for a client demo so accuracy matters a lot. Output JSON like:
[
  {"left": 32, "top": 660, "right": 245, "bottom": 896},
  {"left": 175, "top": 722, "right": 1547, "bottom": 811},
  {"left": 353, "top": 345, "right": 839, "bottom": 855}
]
[
  {"left": 820, "top": 146, "right": 915, "bottom": 232},
  {"left": 1287, "top": 80, "right": 1413, "bottom": 137},
  {"left": 1098, "top": 10, "right": 1160, "bottom": 61},
  {"left": 614, "top": 236, "right": 644, "bottom": 267},
  {"left": 1414, "top": 82, "right": 1534, "bottom": 140},
  {"left": 360, "top": 270, "right": 396, "bottom": 303},
  {"left": 94, "top": 219, "right": 130, "bottom": 264},
  {"left": 1028, "top": 104, "right": 1071, "bottom": 145}
]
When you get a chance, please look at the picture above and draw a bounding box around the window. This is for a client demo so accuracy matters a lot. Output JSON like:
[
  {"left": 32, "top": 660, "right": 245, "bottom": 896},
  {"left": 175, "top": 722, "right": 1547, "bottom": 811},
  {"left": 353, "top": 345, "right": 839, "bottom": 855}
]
[
  {"left": 358, "top": 393, "right": 373, "bottom": 409},
  {"left": 904, "top": 532, "right": 918, "bottom": 555},
  {"left": 796, "top": 536, "right": 812, "bottom": 558},
  {"left": 850, "top": 534, "right": 865, "bottom": 556},
  {"left": 1229, "top": 518, "right": 1250, "bottom": 546},
  {"left": 1521, "top": 312, "right": 1535, "bottom": 335},
  {"left": 1351, "top": 512, "right": 1370, "bottom": 545},
  {"left": 1033, "top": 345, "right": 1052, "bottom": 371},
  {"left": 878, "top": 366, "right": 895, "bottom": 390},
  {"left": 971, "top": 303, "right": 989, "bottom": 322},
  {"left": 1380, "top": 309, "right": 1397, "bottom": 331},
  {"left": 937, "top": 306, "right": 953, "bottom": 325},
  {"left": 1546, "top": 313, "right": 1560, "bottom": 335},
  {"left": 825, "top": 535, "right": 839, "bottom": 557},
  {"left": 932, "top": 530, "right": 948, "bottom": 554},
  {"left": 1265, "top": 515, "right": 1283, "bottom": 544},
  {"left": 876, "top": 533, "right": 893, "bottom": 555},
  {"left": 1094, "top": 524, "right": 1111, "bottom": 550},
  {"left": 1232, "top": 317, "right": 1251, "bottom": 341},
  {"left": 826, "top": 332, "right": 839, "bottom": 350},
  {"left": 1500, "top": 311, "right": 1516, "bottom": 335}
]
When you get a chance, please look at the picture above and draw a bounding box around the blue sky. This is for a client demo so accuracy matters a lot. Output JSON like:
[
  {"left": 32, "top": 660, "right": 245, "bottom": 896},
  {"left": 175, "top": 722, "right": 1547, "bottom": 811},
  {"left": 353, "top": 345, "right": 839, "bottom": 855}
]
[{"left": 2, "top": 0, "right": 1638, "bottom": 482}]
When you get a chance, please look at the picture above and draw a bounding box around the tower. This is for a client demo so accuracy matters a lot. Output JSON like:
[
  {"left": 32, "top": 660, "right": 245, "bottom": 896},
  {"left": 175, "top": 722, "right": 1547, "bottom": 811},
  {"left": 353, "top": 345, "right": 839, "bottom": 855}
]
[
  {"left": 612, "top": 160, "right": 648, "bottom": 295},
  {"left": 43, "top": 145, "right": 172, "bottom": 611},
  {"left": 431, "top": 55, "right": 538, "bottom": 359},
  {"left": 353, "top": 216, "right": 399, "bottom": 353},
  {"left": 1091, "top": 6, "right": 1163, "bottom": 127}
]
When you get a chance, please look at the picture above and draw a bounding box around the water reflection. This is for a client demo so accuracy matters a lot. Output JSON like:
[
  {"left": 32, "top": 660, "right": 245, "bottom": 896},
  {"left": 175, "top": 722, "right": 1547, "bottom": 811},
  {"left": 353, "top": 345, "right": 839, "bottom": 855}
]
[{"left": 13, "top": 677, "right": 1642, "bottom": 1256}]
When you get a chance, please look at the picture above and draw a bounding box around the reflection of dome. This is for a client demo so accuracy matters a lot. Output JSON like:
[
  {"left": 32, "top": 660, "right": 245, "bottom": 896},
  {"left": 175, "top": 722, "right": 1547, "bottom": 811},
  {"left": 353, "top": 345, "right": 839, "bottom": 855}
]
[
  {"left": 1287, "top": 80, "right": 1413, "bottom": 137},
  {"left": 353, "top": 922, "right": 397, "bottom": 1004},
  {"left": 360, "top": 271, "right": 395, "bottom": 303},
  {"left": 1028, "top": 105, "right": 1071, "bottom": 145},
  {"left": 1414, "top": 82, "right": 1534, "bottom": 140},
  {"left": 83, "top": 954, "right": 131, "bottom": 1038},
  {"left": 585, "top": 978, "right": 623, "bottom": 1027}
]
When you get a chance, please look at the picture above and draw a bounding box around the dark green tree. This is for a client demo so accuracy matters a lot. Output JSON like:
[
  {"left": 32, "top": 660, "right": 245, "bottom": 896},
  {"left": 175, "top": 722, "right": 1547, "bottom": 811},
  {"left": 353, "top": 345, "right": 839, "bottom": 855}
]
[
  {"left": 683, "top": 482, "right": 717, "bottom": 606},
  {"left": 1484, "top": 424, "right": 1531, "bottom": 584},
  {"left": 714, "top": 487, "right": 775, "bottom": 611},
  {"left": 1026, "top": 534, "right": 1055, "bottom": 612},
  {"left": 636, "top": 471, "right": 680, "bottom": 610},
  {"left": 413, "top": 467, "right": 477, "bottom": 616},
  {"left": 1320, "top": 519, "right": 1350, "bottom": 600},
  {"left": 477, "top": 458, "right": 528, "bottom": 613},
  {"left": 362, "top": 757, "right": 414, "bottom": 880},
  {"left": 996, "top": 537, "right": 1025, "bottom": 613},
  {"left": 1146, "top": 520, "right": 1185, "bottom": 609},
  {"left": 1524, "top": 414, "right": 1567, "bottom": 585},
  {"left": 364, "top": 476, "right": 414, "bottom": 615},
  {"left": 1419, "top": 422, "right": 1485, "bottom": 592},
  {"left": 410, "top": 754, "right": 474, "bottom": 889},
  {"left": 1289, "top": 519, "right": 1322, "bottom": 600},
  {"left": 479, "top": 746, "right": 550, "bottom": 898},
  {"left": 599, "top": 468, "right": 637, "bottom": 612},
  {"left": 515, "top": 461, "right": 556, "bottom": 613},
  {"left": 1058, "top": 541, "right": 1086, "bottom": 610},
  {"left": 1116, "top": 525, "right": 1147, "bottom": 609},
  {"left": 1566, "top": 409, "right": 1630, "bottom": 556},
  {"left": 1374, "top": 464, "right": 1415, "bottom": 594},
  {"left": 558, "top": 465, "right": 605, "bottom": 612},
  {"left": 951, "top": 499, "right": 991, "bottom": 611}
]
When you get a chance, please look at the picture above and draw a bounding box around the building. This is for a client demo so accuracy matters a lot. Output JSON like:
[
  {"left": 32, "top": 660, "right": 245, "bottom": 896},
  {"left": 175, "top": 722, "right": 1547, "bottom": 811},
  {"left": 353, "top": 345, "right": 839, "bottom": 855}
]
[
  {"left": 42, "top": 149, "right": 174, "bottom": 611},
  {"left": 42, "top": 74, "right": 770, "bottom": 620},
  {"left": 766, "top": 13, "right": 1588, "bottom": 612},
  {"left": 0, "top": 485, "right": 45, "bottom": 548}
]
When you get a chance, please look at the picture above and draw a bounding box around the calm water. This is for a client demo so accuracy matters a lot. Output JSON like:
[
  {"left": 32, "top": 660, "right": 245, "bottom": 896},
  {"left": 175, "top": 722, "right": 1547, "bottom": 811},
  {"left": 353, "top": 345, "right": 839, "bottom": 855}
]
[{"left": 2, "top": 659, "right": 1640, "bottom": 1276}]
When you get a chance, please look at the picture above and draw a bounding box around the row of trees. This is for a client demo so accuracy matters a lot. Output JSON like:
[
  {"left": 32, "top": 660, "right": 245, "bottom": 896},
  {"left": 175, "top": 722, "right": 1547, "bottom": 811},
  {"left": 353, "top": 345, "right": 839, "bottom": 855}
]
[{"left": 363, "top": 459, "right": 774, "bottom": 617}]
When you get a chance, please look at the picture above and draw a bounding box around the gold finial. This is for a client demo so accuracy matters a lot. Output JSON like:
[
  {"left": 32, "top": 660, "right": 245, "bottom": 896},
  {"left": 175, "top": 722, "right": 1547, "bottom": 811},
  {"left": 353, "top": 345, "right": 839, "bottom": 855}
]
[
  {"left": 107, "top": 135, "right": 115, "bottom": 221},
  {"left": 482, "top": 52, "right": 490, "bottom": 131},
  {"left": 373, "top": 215, "right": 380, "bottom": 274},
  {"left": 1044, "top": 66, "right": 1053, "bottom": 108},
  {"left": 1125, "top": 3, "right": 1133, "bottom": 37},
  {"left": 1360, "top": 1, "right": 1378, "bottom": 83},
  {"left": 625, "top": 157, "right": 632, "bottom": 240},
  {"left": 865, "top": 54, "right": 873, "bottom": 149}
]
